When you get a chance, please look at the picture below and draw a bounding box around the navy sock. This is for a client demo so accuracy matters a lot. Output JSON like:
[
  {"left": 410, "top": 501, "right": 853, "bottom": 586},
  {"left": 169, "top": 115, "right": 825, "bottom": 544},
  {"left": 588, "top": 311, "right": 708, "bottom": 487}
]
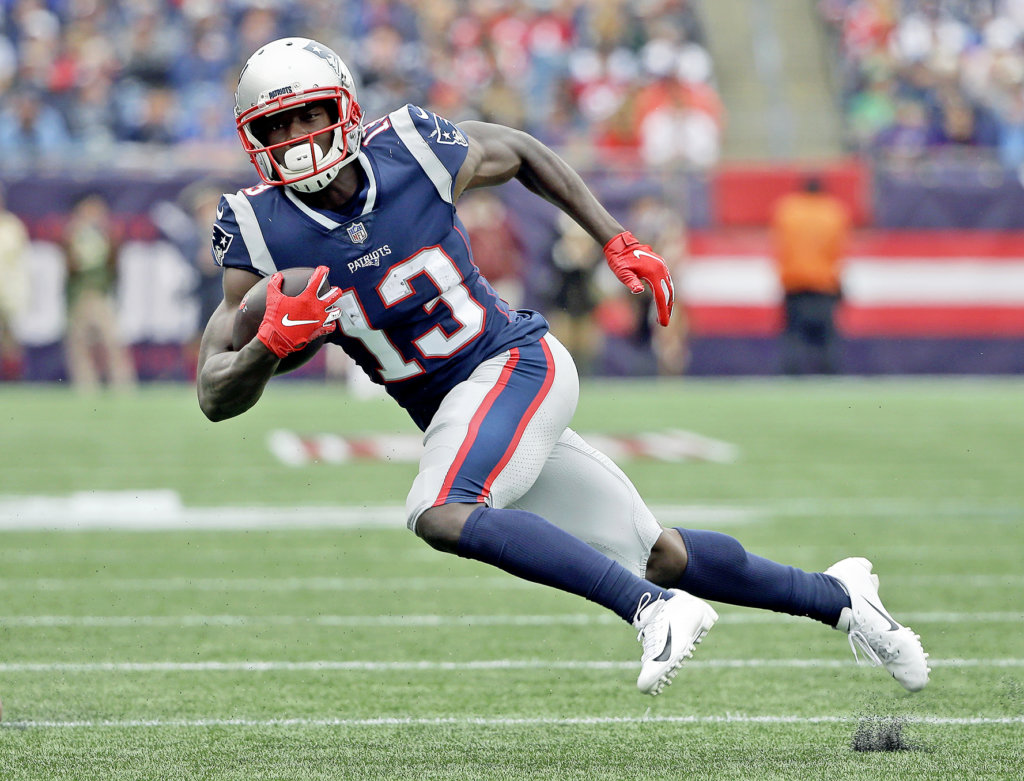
[
  {"left": 674, "top": 528, "right": 850, "bottom": 626},
  {"left": 457, "top": 506, "right": 670, "bottom": 623}
]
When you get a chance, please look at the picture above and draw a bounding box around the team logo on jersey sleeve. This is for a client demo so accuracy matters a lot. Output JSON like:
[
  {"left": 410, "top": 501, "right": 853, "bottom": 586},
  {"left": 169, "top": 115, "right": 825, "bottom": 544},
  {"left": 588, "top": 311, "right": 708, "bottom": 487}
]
[
  {"left": 430, "top": 114, "right": 468, "bottom": 147},
  {"left": 212, "top": 224, "right": 234, "bottom": 265},
  {"left": 346, "top": 222, "right": 368, "bottom": 244}
]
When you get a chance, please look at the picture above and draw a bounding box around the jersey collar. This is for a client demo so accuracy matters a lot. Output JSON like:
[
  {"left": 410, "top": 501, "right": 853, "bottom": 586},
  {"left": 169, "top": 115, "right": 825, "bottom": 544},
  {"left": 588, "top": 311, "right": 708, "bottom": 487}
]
[{"left": 283, "top": 152, "right": 377, "bottom": 230}]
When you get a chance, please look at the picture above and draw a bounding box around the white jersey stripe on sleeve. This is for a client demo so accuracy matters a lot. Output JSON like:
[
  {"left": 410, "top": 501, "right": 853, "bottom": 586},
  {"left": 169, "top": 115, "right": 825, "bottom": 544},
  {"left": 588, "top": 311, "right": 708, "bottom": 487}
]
[
  {"left": 359, "top": 153, "right": 377, "bottom": 215},
  {"left": 224, "top": 192, "right": 277, "bottom": 276},
  {"left": 388, "top": 106, "right": 453, "bottom": 204}
]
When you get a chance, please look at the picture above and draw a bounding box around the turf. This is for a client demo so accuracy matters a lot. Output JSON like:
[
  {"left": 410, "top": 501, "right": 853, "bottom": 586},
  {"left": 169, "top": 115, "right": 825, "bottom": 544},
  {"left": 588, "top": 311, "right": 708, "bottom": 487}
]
[{"left": 1, "top": 378, "right": 1022, "bottom": 780}]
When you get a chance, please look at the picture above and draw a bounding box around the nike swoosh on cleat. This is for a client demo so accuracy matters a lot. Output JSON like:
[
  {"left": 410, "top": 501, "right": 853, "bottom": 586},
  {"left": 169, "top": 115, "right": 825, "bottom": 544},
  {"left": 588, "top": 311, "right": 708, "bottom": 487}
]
[
  {"left": 653, "top": 626, "right": 673, "bottom": 662},
  {"left": 281, "top": 315, "right": 321, "bottom": 327},
  {"left": 865, "top": 599, "right": 901, "bottom": 631}
]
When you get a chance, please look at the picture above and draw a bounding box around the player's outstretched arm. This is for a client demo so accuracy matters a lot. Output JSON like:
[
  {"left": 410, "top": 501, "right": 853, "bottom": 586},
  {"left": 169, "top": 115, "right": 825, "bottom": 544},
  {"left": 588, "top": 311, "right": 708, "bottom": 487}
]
[
  {"left": 196, "top": 267, "right": 280, "bottom": 422},
  {"left": 453, "top": 121, "right": 674, "bottom": 326},
  {"left": 454, "top": 121, "right": 623, "bottom": 243}
]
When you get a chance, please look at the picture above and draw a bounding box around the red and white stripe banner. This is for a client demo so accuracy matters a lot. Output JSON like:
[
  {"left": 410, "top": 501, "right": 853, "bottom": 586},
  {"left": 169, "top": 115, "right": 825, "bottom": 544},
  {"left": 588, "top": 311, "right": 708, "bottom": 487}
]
[{"left": 683, "top": 231, "right": 1024, "bottom": 337}]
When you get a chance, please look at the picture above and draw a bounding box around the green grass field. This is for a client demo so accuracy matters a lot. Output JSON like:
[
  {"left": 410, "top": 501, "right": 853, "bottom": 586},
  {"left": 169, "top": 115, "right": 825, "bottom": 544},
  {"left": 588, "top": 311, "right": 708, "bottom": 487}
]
[{"left": 1, "top": 378, "right": 1022, "bottom": 779}]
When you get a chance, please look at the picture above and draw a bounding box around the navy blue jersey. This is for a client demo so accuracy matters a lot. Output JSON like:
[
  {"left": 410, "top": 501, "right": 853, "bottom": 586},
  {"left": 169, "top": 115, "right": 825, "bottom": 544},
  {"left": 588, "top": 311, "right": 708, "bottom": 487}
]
[{"left": 212, "top": 104, "right": 548, "bottom": 429}]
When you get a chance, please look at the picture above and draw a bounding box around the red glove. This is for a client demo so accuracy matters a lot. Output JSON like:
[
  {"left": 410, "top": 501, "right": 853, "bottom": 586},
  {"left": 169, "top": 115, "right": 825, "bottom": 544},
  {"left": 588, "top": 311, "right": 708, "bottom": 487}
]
[
  {"left": 603, "top": 231, "right": 675, "bottom": 327},
  {"left": 257, "top": 266, "right": 343, "bottom": 358}
]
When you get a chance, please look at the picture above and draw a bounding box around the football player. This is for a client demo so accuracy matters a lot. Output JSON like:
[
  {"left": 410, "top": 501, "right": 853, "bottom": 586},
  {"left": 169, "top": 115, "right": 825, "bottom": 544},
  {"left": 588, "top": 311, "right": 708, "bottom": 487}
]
[{"left": 197, "top": 38, "right": 929, "bottom": 695}]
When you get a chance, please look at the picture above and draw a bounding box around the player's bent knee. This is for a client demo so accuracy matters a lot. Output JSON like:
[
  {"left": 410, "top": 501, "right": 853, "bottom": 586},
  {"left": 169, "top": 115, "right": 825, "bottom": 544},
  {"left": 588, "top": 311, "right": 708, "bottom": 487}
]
[
  {"left": 414, "top": 502, "right": 479, "bottom": 554},
  {"left": 644, "top": 528, "right": 689, "bottom": 587}
]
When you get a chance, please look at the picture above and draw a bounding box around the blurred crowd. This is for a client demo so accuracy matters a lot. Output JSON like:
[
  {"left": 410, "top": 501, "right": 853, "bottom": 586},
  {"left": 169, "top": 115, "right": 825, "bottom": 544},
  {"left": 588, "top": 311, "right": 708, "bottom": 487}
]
[
  {"left": 0, "top": 0, "right": 722, "bottom": 172},
  {"left": 821, "top": 0, "right": 1024, "bottom": 171}
]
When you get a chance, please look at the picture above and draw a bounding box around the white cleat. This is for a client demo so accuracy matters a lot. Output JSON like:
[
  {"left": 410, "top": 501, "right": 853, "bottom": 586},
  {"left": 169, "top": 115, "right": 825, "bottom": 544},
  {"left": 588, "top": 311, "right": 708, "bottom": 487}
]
[
  {"left": 825, "top": 557, "right": 930, "bottom": 692},
  {"left": 634, "top": 589, "right": 718, "bottom": 696}
]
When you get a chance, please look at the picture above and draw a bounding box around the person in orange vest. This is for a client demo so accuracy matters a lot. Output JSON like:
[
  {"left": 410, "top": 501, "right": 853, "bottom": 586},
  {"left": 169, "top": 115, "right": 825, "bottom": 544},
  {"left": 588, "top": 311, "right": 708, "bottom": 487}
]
[{"left": 771, "top": 175, "right": 851, "bottom": 374}]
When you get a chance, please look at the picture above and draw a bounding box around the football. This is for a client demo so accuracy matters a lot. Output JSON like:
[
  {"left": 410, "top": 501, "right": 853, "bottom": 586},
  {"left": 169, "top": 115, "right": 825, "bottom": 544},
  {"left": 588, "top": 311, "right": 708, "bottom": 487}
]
[{"left": 233, "top": 266, "right": 329, "bottom": 374}]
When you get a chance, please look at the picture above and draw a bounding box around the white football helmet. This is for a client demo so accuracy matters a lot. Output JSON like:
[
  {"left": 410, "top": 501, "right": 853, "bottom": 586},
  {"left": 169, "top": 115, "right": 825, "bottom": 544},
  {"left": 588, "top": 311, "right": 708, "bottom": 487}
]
[{"left": 235, "top": 37, "right": 363, "bottom": 193}]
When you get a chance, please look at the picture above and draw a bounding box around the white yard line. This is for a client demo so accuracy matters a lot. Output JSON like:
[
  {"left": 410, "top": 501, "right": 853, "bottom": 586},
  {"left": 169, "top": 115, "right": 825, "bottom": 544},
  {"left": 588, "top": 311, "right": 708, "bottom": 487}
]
[
  {"left": 3, "top": 714, "right": 1023, "bottom": 729},
  {"left": 0, "top": 500, "right": 406, "bottom": 531},
  {"left": 0, "top": 658, "right": 1020, "bottom": 673},
  {"left": 0, "top": 493, "right": 1019, "bottom": 532},
  {"left": 0, "top": 611, "right": 1020, "bottom": 627},
  {"left": 0, "top": 576, "right": 538, "bottom": 591},
  {"left": 2, "top": 574, "right": 1024, "bottom": 591},
  {"left": 0, "top": 498, "right": 759, "bottom": 531}
]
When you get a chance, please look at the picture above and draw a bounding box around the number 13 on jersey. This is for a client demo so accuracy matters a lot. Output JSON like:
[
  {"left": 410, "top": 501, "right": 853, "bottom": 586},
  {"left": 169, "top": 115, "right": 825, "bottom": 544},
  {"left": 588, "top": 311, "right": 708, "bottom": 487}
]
[{"left": 334, "top": 246, "right": 487, "bottom": 382}]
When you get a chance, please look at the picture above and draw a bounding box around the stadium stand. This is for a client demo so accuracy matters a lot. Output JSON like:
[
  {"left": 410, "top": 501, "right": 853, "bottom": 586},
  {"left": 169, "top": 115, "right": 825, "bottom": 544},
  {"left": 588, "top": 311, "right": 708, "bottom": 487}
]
[
  {"left": 819, "top": 0, "right": 1024, "bottom": 169},
  {"left": 0, "top": 1, "right": 1022, "bottom": 381},
  {"left": 0, "top": 0, "right": 721, "bottom": 173}
]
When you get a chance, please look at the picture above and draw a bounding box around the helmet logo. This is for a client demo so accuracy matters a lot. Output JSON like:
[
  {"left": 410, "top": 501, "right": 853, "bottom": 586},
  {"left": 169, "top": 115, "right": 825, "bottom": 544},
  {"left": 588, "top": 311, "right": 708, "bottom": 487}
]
[
  {"left": 266, "top": 85, "right": 296, "bottom": 100},
  {"left": 303, "top": 41, "right": 348, "bottom": 86}
]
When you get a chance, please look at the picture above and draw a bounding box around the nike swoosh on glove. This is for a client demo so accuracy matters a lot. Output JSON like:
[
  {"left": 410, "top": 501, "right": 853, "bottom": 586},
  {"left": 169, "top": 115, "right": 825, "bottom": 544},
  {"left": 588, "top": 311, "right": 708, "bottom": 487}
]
[
  {"left": 257, "top": 265, "right": 343, "bottom": 358},
  {"left": 603, "top": 231, "right": 675, "bottom": 326}
]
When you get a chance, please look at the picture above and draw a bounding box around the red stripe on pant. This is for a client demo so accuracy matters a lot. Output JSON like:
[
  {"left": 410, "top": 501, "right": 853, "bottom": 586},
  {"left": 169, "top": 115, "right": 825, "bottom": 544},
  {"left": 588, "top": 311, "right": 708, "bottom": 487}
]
[
  {"left": 477, "top": 337, "right": 555, "bottom": 501},
  {"left": 432, "top": 348, "right": 521, "bottom": 507}
]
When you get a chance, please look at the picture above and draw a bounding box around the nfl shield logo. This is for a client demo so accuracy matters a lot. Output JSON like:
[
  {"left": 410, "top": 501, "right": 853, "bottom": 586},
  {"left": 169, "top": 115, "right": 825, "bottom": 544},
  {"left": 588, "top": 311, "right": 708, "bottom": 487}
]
[{"left": 346, "top": 222, "right": 368, "bottom": 244}]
